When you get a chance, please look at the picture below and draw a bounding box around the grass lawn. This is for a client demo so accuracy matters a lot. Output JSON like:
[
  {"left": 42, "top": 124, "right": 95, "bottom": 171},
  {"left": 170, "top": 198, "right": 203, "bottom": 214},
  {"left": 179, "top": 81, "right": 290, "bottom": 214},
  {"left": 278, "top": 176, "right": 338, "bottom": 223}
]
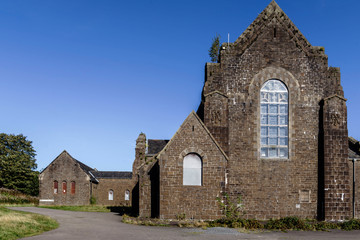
[
  {"left": 39, "top": 205, "right": 111, "bottom": 212},
  {"left": 39, "top": 205, "right": 133, "bottom": 215},
  {"left": 0, "top": 206, "right": 59, "bottom": 240}
]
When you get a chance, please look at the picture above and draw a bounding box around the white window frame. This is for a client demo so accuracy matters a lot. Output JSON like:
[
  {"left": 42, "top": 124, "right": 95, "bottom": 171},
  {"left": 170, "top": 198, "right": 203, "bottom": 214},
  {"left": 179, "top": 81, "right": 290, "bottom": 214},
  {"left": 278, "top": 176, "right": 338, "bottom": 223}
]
[{"left": 260, "top": 79, "right": 289, "bottom": 158}]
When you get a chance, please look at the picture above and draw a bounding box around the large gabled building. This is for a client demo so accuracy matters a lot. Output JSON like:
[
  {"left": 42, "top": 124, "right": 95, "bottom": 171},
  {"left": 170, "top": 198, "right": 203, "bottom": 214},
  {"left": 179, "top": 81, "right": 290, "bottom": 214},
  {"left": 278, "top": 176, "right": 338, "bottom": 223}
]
[{"left": 132, "top": 1, "right": 360, "bottom": 221}]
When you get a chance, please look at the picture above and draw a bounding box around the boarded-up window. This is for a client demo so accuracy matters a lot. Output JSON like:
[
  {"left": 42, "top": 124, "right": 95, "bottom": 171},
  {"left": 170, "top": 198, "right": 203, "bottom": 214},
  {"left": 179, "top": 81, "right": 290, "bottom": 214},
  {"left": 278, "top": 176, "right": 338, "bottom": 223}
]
[
  {"left": 62, "top": 181, "right": 67, "bottom": 194},
  {"left": 108, "top": 190, "right": 113, "bottom": 200},
  {"left": 125, "top": 190, "right": 130, "bottom": 201},
  {"left": 71, "top": 181, "right": 75, "bottom": 194},
  {"left": 299, "top": 190, "right": 310, "bottom": 203},
  {"left": 53, "top": 181, "right": 58, "bottom": 194},
  {"left": 183, "top": 153, "right": 202, "bottom": 186}
]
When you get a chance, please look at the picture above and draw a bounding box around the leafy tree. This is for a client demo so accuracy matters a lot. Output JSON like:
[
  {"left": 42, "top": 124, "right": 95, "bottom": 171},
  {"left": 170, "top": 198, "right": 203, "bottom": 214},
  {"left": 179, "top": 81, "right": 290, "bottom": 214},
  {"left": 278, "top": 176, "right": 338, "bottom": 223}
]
[
  {"left": 0, "top": 133, "right": 39, "bottom": 196},
  {"left": 209, "top": 34, "right": 221, "bottom": 62}
]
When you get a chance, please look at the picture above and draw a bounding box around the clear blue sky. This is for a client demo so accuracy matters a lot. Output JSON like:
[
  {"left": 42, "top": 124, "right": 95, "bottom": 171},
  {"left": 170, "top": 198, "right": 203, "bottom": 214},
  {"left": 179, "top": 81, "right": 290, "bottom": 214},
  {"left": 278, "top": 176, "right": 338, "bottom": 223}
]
[{"left": 1, "top": 0, "right": 359, "bottom": 171}]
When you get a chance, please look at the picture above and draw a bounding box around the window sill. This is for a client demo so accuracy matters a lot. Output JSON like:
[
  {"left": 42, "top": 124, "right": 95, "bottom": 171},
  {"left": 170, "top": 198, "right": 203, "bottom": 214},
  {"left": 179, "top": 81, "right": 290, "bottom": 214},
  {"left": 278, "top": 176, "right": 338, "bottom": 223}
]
[{"left": 260, "top": 157, "right": 290, "bottom": 161}]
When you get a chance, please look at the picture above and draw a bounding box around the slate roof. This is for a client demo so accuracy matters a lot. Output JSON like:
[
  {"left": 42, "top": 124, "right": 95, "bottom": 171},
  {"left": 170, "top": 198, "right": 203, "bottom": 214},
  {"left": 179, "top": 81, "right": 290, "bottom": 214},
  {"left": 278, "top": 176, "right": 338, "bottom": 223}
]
[
  {"left": 75, "top": 160, "right": 95, "bottom": 173},
  {"left": 349, "top": 137, "right": 360, "bottom": 159},
  {"left": 147, "top": 139, "right": 169, "bottom": 155},
  {"left": 90, "top": 171, "right": 132, "bottom": 179},
  {"left": 73, "top": 159, "right": 98, "bottom": 183}
]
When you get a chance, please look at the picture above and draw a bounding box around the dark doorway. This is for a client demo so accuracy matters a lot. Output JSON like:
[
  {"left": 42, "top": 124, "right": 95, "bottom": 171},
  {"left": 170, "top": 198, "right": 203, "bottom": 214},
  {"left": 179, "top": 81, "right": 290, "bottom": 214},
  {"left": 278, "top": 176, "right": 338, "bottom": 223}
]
[
  {"left": 150, "top": 162, "right": 160, "bottom": 218},
  {"left": 131, "top": 180, "right": 139, "bottom": 217}
]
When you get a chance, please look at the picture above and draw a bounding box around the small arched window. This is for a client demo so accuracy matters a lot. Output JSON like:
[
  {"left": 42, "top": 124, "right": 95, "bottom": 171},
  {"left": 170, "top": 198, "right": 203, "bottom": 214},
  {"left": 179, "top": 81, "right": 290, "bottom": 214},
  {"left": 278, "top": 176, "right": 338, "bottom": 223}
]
[
  {"left": 53, "top": 181, "right": 58, "bottom": 194},
  {"left": 62, "top": 181, "right": 67, "bottom": 194},
  {"left": 260, "top": 79, "right": 289, "bottom": 158},
  {"left": 183, "top": 153, "right": 202, "bottom": 186},
  {"left": 108, "top": 190, "right": 114, "bottom": 200},
  {"left": 71, "top": 181, "right": 76, "bottom": 194},
  {"left": 125, "top": 190, "right": 130, "bottom": 201}
]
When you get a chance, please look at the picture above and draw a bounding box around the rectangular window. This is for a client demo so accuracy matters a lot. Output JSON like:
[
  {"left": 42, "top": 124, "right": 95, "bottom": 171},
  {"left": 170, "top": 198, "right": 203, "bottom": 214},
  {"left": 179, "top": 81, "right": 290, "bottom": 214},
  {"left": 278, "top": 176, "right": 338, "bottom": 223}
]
[{"left": 299, "top": 190, "right": 310, "bottom": 203}]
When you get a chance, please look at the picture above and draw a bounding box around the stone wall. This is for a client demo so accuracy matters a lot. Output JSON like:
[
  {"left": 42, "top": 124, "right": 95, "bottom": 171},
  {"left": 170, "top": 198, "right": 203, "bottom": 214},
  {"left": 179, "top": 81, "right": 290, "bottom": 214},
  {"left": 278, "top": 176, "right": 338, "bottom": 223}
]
[
  {"left": 322, "top": 96, "right": 350, "bottom": 221},
  {"left": 92, "top": 178, "right": 133, "bottom": 206}
]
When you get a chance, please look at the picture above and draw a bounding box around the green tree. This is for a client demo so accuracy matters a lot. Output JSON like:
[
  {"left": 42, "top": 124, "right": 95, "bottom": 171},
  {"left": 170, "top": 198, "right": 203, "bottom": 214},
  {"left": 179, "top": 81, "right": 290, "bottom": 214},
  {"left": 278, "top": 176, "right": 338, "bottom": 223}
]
[
  {"left": 209, "top": 34, "right": 221, "bottom": 62},
  {"left": 0, "top": 133, "right": 39, "bottom": 196}
]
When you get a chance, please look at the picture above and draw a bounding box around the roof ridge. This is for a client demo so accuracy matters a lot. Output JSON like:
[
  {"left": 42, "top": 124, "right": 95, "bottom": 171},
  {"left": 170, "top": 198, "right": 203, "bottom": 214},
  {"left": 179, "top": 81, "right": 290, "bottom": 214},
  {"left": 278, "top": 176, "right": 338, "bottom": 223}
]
[
  {"left": 233, "top": 1, "right": 313, "bottom": 56},
  {"left": 154, "top": 111, "right": 229, "bottom": 161}
]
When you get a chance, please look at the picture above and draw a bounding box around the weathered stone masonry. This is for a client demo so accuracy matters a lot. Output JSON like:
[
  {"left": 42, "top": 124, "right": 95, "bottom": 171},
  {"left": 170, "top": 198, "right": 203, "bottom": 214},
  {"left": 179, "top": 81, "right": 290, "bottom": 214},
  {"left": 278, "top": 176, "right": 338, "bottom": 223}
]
[
  {"left": 134, "top": 1, "right": 360, "bottom": 221},
  {"left": 39, "top": 1, "right": 360, "bottom": 221}
]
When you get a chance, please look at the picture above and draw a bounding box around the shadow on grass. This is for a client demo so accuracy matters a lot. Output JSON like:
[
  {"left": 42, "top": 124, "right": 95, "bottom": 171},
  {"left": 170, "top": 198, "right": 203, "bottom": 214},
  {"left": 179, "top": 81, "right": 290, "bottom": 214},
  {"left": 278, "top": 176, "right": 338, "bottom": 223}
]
[{"left": 106, "top": 206, "right": 134, "bottom": 216}]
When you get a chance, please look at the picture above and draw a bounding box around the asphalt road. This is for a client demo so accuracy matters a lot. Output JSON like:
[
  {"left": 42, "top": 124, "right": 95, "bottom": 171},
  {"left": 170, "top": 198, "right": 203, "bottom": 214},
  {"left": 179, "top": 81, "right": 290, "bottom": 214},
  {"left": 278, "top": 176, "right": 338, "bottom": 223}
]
[{"left": 9, "top": 207, "right": 360, "bottom": 240}]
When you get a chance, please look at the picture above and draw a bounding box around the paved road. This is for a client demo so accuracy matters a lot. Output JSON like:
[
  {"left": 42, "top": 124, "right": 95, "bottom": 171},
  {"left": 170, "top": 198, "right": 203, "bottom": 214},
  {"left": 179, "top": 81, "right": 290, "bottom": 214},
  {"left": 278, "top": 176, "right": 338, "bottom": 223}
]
[{"left": 9, "top": 207, "right": 360, "bottom": 240}]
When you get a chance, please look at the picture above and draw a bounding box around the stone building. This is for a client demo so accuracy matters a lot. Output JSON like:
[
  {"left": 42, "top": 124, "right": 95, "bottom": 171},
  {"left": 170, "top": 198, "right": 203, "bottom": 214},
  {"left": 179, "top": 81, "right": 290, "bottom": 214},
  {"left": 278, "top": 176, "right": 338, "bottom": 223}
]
[
  {"left": 39, "top": 150, "right": 133, "bottom": 206},
  {"left": 39, "top": 1, "right": 360, "bottom": 221},
  {"left": 133, "top": 1, "right": 360, "bottom": 221}
]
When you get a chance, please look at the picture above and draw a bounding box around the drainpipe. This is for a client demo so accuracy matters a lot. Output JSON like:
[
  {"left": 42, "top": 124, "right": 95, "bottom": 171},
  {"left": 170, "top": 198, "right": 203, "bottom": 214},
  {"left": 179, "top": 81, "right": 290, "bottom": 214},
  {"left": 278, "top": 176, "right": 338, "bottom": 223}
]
[{"left": 352, "top": 158, "right": 357, "bottom": 219}]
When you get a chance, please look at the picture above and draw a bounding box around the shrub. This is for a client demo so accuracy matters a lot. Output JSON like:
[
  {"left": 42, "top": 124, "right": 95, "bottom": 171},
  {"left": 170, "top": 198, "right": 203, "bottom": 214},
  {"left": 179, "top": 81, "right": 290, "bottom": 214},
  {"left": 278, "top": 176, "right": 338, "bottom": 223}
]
[
  {"left": 341, "top": 219, "right": 360, "bottom": 231},
  {"left": 314, "top": 221, "right": 339, "bottom": 231},
  {"left": 207, "top": 218, "right": 263, "bottom": 229},
  {"left": 0, "top": 188, "right": 38, "bottom": 205},
  {"left": 264, "top": 216, "right": 313, "bottom": 231}
]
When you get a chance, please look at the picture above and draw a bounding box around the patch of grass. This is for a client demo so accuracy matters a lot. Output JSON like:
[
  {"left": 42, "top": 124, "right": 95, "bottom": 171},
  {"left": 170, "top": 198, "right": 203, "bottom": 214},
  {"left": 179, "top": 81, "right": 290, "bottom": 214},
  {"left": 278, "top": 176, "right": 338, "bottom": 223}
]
[
  {"left": 122, "top": 215, "right": 360, "bottom": 232},
  {"left": 0, "top": 206, "right": 58, "bottom": 240},
  {"left": 39, "top": 205, "right": 111, "bottom": 212},
  {"left": 39, "top": 205, "right": 133, "bottom": 214},
  {"left": 0, "top": 188, "right": 38, "bottom": 205}
]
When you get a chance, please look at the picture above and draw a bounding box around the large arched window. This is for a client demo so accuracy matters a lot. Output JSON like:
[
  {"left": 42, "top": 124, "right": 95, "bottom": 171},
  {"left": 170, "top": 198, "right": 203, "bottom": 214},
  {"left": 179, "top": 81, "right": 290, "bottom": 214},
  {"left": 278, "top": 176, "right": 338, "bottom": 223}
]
[
  {"left": 183, "top": 153, "right": 202, "bottom": 186},
  {"left": 260, "top": 79, "right": 288, "bottom": 158}
]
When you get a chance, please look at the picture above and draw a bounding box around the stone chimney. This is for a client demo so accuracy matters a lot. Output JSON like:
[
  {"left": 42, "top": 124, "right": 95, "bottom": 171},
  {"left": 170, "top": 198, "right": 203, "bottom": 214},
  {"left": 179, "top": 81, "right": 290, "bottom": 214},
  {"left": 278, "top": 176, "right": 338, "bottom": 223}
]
[{"left": 132, "top": 133, "right": 146, "bottom": 177}]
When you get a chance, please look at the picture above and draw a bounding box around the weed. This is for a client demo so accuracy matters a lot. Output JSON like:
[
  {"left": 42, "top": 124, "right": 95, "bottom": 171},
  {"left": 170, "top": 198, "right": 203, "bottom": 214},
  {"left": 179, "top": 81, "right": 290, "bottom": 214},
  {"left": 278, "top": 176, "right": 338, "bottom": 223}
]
[
  {"left": 90, "top": 196, "right": 96, "bottom": 205},
  {"left": 216, "top": 192, "right": 245, "bottom": 220}
]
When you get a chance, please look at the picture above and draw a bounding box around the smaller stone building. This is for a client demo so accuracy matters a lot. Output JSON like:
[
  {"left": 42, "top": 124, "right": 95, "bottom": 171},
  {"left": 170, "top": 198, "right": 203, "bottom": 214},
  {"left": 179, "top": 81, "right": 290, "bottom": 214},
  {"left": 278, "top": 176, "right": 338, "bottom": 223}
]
[{"left": 39, "top": 150, "right": 133, "bottom": 206}]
